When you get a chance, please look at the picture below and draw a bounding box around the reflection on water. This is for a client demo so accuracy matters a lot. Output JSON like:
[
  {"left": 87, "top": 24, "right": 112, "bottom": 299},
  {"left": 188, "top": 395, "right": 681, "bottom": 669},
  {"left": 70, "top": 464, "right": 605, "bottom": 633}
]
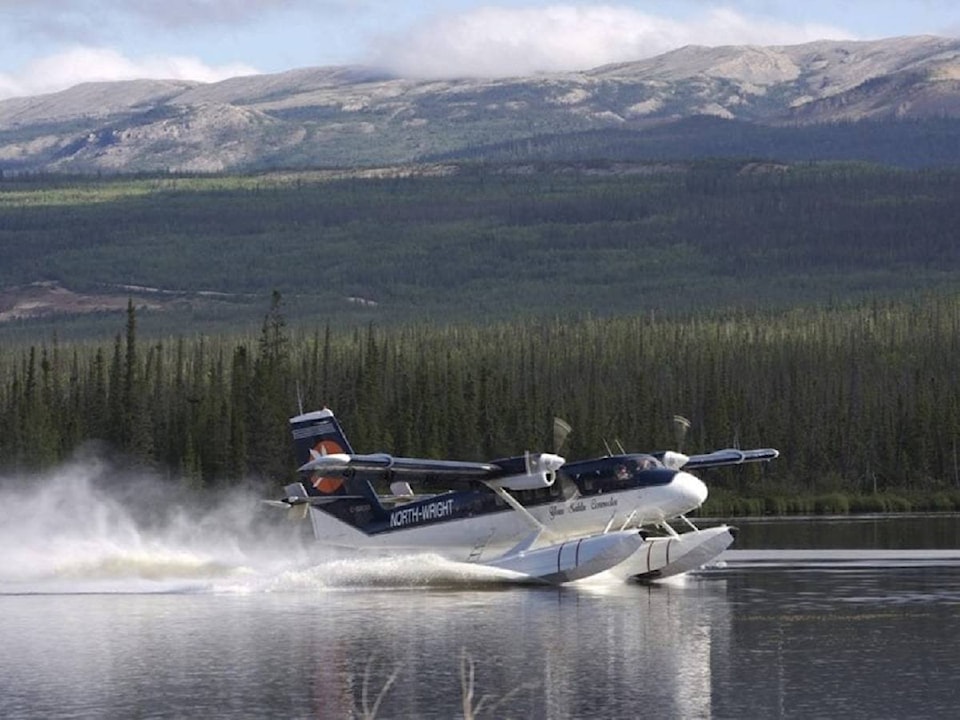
[
  {"left": 705, "top": 563, "right": 960, "bottom": 720},
  {"left": 0, "top": 578, "right": 728, "bottom": 719},
  {"left": 4, "top": 558, "right": 960, "bottom": 719}
]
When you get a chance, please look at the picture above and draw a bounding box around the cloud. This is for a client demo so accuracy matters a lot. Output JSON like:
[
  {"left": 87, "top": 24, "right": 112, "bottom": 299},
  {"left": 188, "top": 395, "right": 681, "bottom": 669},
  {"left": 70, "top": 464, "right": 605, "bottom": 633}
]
[
  {"left": 374, "top": 4, "right": 857, "bottom": 78},
  {"left": 0, "top": 47, "right": 259, "bottom": 100}
]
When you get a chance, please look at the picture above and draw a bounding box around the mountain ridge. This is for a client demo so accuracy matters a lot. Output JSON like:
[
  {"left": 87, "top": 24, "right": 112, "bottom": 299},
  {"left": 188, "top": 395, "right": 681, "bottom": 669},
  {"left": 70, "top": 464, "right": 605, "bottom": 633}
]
[{"left": 3, "top": 35, "right": 960, "bottom": 173}]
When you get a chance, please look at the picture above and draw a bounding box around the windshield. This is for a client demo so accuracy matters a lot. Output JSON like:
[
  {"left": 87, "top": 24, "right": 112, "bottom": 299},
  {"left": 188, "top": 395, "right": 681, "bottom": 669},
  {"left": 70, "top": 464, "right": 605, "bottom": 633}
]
[
  {"left": 571, "top": 454, "right": 669, "bottom": 495},
  {"left": 614, "top": 455, "right": 663, "bottom": 481}
]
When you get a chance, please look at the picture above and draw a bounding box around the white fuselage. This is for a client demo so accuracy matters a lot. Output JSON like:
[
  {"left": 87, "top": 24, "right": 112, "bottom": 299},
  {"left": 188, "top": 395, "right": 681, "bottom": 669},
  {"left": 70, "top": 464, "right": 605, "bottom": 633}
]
[{"left": 307, "top": 472, "right": 708, "bottom": 562}]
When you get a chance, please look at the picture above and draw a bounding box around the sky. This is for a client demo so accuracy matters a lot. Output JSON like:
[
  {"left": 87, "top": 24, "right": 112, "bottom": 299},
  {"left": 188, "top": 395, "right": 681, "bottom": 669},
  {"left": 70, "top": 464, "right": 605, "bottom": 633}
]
[{"left": 1, "top": 1, "right": 959, "bottom": 100}]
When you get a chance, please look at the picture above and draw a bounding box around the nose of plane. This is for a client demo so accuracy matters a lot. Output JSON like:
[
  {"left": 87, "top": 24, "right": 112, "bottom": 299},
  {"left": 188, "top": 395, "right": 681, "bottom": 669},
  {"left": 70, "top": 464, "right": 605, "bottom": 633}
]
[{"left": 673, "top": 471, "right": 708, "bottom": 508}]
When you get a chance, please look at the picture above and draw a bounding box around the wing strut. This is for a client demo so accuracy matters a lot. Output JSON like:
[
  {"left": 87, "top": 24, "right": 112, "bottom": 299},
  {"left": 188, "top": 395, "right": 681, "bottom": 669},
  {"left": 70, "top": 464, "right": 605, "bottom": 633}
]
[{"left": 485, "top": 483, "right": 556, "bottom": 539}]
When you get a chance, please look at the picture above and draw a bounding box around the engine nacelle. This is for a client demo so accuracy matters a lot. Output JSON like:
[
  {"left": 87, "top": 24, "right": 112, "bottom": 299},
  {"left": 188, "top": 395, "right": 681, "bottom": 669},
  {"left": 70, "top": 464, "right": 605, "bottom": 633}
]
[
  {"left": 660, "top": 451, "right": 690, "bottom": 471},
  {"left": 488, "top": 471, "right": 555, "bottom": 491},
  {"left": 487, "top": 452, "right": 565, "bottom": 491}
]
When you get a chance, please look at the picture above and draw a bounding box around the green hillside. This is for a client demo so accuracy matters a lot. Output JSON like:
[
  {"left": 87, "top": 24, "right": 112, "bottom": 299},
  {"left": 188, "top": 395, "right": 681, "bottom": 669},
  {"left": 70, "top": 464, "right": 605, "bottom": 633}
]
[
  {"left": 2, "top": 159, "right": 960, "bottom": 341},
  {"left": 433, "top": 118, "right": 960, "bottom": 169}
]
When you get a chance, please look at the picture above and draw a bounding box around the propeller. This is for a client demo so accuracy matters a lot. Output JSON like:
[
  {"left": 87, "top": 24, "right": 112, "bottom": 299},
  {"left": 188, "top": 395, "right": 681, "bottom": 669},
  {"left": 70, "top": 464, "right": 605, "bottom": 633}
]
[
  {"left": 553, "top": 417, "right": 572, "bottom": 454},
  {"left": 673, "top": 414, "right": 691, "bottom": 452},
  {"left": 659, "top": 414, "right": 693, "bottom": 470}
]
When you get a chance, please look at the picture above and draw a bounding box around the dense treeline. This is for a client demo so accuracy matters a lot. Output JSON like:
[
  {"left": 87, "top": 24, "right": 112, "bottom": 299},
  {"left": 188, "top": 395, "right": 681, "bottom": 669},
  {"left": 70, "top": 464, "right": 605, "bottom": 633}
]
[
  {"left": 3, "top": 161, "right": 960, "bottom": 338},
  {"left": 4, "top": 293, "right": 960, "bottom": 514}
]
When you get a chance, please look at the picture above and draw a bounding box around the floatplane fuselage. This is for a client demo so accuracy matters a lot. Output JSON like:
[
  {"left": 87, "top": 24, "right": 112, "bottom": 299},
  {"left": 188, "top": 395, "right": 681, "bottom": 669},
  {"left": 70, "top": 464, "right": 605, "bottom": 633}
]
[{"left": 271, "top": 409, "right": 778, "bottom": 584}]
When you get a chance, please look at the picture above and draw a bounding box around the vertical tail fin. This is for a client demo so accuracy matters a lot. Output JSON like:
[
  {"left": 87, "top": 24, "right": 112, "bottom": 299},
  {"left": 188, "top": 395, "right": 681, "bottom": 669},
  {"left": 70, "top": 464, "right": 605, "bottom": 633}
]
[
  {"left": 289, "top": 408, "right": 355, "bottom": 467},
  {"left": 288, "top": 409, "right": 387, "bottom": 526},
  {"left": 290, "top": 408, "right": 358, "bottom": 497}
]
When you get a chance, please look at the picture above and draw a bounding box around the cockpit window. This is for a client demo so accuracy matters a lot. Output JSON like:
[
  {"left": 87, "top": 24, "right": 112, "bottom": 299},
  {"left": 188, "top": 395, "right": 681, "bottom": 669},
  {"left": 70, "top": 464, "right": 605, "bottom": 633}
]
[
  {"left": 574, "top": 454, "right": 668, "bottom": 494},
  {"left": 615, "top": 455, "right": 662, "bottom": 479}
]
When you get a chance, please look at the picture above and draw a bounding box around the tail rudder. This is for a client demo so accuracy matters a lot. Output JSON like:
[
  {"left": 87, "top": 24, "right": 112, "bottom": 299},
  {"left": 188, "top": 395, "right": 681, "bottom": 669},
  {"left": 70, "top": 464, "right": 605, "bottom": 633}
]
[
  {"left": 282, "top": 409, "right": 391, "bottom": 532},
  {"left": 290, "top": 408, "right": 355, "bottom": 467},
  {"left": 290, "top": 408, "right": 359, "bottom": 498}
]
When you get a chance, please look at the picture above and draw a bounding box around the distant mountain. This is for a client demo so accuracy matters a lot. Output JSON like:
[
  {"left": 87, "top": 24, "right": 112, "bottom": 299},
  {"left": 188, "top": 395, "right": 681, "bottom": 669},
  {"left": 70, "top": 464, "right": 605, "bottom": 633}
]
[{"left": 3, "top": 36, "right": 960, "bottom": 173}]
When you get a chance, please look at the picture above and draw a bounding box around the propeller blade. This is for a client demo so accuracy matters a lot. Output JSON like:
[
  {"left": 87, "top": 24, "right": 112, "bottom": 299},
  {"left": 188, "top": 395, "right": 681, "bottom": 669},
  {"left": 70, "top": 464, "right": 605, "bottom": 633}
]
[
  {"left": 553, "top": 417, "right": 572, "bottom": 453},
  {"left": 673, "top": 414, "right": 691, "bottom": 451}
]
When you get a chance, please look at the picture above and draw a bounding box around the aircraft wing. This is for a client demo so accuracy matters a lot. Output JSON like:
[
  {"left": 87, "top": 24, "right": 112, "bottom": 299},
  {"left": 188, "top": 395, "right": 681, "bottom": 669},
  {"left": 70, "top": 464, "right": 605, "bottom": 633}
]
[
  {"left": 682, "top": 447, "right": 779, "bottom": 470},
  {"left": 298, "top": 452, "right": 500, "bottom": 480}
]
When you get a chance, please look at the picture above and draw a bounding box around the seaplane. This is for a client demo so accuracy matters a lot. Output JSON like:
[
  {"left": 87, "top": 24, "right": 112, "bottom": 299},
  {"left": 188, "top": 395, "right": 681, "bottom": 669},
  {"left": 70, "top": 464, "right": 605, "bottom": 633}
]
[{"left": 269, "top": 409, "right": 778, "bottom": 584}]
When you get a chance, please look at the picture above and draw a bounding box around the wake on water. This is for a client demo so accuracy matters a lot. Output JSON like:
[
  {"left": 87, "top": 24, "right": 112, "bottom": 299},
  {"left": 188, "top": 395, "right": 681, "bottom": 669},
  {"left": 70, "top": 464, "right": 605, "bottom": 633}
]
[{"left": 0, "top": 457, "right": 519, "bottom": 596}]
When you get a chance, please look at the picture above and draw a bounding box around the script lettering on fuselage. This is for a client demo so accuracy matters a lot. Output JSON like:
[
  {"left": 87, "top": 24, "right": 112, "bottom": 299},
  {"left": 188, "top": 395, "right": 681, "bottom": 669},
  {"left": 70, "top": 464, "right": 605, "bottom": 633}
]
[
  {"left": 591, "top": 497, "right": 618, "bottom": 510},
  {"left": 565, "top": 497, "right": 619, "bottom": 515},
  {"left": 389, "top": 498, "right": 456, "bottom": 529}
]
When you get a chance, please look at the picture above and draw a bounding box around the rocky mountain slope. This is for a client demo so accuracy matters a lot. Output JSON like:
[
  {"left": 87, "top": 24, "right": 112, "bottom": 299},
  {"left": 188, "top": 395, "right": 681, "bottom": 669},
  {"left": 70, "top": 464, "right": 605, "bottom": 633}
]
[{"left": 2, "top": 36, "right": 959, "bottom": 173}]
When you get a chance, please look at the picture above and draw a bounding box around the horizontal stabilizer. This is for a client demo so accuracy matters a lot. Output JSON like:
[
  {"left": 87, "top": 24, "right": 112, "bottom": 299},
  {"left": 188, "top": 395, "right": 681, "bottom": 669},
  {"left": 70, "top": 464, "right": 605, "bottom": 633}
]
[
  {"left": 266, "top": 494, "right": 370, "bottom": 507},
  {"left": 262, "top": 499, "right": 295, "bottom": 509}
]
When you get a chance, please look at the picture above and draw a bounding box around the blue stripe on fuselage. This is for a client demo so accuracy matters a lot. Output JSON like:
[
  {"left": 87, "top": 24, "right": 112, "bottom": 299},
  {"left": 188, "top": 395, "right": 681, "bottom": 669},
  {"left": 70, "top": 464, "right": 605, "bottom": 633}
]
[{"left": 309, "top": 454, "right": 676, "bottom": 536}]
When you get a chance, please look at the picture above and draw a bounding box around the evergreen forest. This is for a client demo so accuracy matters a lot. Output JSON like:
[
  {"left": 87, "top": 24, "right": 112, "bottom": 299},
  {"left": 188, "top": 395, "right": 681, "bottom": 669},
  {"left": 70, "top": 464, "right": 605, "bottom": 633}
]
[{"left": 3, "top": 292, "right": 960, "bottom": 515}]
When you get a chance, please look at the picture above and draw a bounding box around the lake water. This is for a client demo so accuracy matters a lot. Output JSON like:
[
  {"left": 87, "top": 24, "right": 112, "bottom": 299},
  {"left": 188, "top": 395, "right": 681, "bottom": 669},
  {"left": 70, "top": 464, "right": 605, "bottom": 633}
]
[{"left": 2, "top": 470, "right": 959, "bottom": 719}]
